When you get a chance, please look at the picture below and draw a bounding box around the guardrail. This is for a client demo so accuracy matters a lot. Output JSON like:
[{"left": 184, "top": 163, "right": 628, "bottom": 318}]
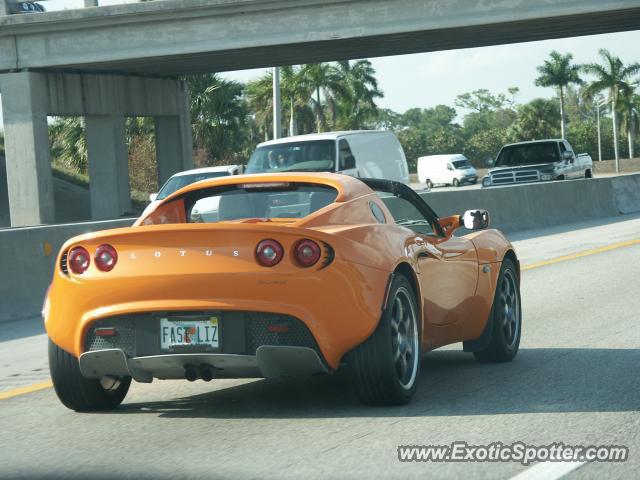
[{"left": 0, "top": 173, "right": 639, "bottom": 324}]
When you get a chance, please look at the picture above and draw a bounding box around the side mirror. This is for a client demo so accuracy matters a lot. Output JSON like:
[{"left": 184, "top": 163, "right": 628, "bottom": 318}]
[
  {"left": 562, "top": 151, "right": 573, "bottom": 161},
  {"left": 149, "top": 193, "right": 158, "bottom": 202},
  {"left": 340, "top": 155, "right": 356, "bottom": 170},
  {"left": 462, "top": 209, "right": 490, "bottom": 230}
]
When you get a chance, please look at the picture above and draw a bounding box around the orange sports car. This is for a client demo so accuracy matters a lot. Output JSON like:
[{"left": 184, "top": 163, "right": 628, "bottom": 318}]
[{"left": 44, "top": 173, "right": 521, "bottom": 410}]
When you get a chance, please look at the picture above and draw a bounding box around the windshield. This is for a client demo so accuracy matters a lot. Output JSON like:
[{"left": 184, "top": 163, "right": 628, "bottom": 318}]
[
  {"left": 495, "top": 142, "right": 559, "bottom": 167},
  {"left": 452, "top": 159, "right": 472, "bottom": 169},
  {"left": 157, "top": 171, "right": 231, "bottom": 200},
  {"left": 245, "top": 140, "right": 336, "bottom": 173}
]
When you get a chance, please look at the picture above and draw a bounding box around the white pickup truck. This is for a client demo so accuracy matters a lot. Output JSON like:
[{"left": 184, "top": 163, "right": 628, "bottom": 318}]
[{"left": 482, "top": 139, "right": 593, "bottom": 187}]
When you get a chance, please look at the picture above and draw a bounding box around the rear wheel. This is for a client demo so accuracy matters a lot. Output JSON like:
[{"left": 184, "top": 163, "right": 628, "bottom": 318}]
[
  {"left": 473, "top": 259, "right": 521, "bottom": 363},
  {"left": 453, "top": 179, "right": 460, "bottom": 187},
  {"left": 48, "top": 340, "right": 131, "bottom": 411},
  {"left": 585, "top": 169, "right": 593, "bottom": 178},
  {"left": 426, "top": 179, "right": 433, "bottom": 189},
  {"left": 351, "top": 275, "right": 421, "bottom": 405}
]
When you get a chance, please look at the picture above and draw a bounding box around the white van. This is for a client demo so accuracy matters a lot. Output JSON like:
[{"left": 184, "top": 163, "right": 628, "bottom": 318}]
[
  {"left": 246, "top": 130, "right": 410, "bottom": 184},
  {"left": 417, "top": 154, "right": 478, "bottom": 188}
]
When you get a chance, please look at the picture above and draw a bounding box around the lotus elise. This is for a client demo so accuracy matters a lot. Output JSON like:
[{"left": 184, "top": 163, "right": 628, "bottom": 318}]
[{"left": 44, "top": 173, "right": 521, "bottom": 410}]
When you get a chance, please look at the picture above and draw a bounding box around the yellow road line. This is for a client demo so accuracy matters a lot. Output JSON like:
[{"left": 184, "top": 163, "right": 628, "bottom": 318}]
[
  {"left": 2, "top": 239, "right": 639, "bottom": 401},
  {"left": 522, "top": 238, "right": 640, "bottom": 271},
  {"left": 0, "top": 380, "right": 53, "bottom": 401}
]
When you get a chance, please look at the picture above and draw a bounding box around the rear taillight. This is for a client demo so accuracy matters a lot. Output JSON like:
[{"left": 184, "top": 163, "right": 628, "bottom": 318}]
[
  {"left": 95, "top": 244, "right": 118, "bottom": 272},
  {"left": 294, "top": 239, "right": 321, "bottom": 267},
  {"left": 256, "top": 239, "right": 284, "bottom": 267},
  {"left": 68, "top": 247, "right": 90, "bottom": 275}
]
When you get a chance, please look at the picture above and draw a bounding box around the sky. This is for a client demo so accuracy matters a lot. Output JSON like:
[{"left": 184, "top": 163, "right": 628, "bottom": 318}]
[{"left": 0, "top": 1, "right": 639, "bottom": 127}]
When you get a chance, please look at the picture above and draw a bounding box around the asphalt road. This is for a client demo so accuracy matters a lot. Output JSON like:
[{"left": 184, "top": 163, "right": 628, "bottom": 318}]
[{"left": 1, "top": 214, "right": 640, "bottom": 479}]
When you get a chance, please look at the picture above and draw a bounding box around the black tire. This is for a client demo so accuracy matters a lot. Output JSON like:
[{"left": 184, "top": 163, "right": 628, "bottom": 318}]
[
  {"left": 473, "top": 258, "right": 521, "bottom": 363},
  {"left": 426, "top": 179, "right": 433, "bottom": 189},
  {"left": 471, "top": 179, "right": 478, "bottom": 185},
  {"left": 453, "top": 179, "right": 460, "bottom": 187},
  {"left": 48, "top": 340, "right": 131, "bottom": 411},
  {"left": 585, "top": 169, "right": 593, "bottom": 178},
  {"left": 351, "top": 275, "right": 421, "bottom": 405}
]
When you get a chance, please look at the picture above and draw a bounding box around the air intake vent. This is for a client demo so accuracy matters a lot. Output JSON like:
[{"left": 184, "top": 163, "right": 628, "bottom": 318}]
[
  {"left": 321, "top": 242, "right": 334, "bottom": 269},
  {"left": 60, "top": 250, "right": 69, "bottom": 275}
]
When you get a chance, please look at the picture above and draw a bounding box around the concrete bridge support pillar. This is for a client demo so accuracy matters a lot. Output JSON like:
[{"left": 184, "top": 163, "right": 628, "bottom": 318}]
[
  {"left": 155, "top": 82, "right": 194, "bottom": 186},
  {"left": 1, "top": 72, "right": 192, "bottom": 227},
  {"left": 86, "top": 115, "right": 132, "bottom": 219},
  {"left": 0, "top": 72, "right": 55, "bottom": 227}
]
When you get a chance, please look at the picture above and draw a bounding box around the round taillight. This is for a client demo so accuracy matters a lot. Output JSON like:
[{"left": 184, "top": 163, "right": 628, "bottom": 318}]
[
  {"left": 256, "top": 239, "right": 284, "bottom": 267},
  {"left": 68, "top": 247, "right": 91, "bottom": 275},
  {"left": 95, "top": 244, "right": 118, "bottom": 272},
  {"left": 294, "top": 239, "right": 321, "bottom": 267}
]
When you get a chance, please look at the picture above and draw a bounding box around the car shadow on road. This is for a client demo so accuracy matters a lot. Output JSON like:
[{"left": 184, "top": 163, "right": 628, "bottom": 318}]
[{"left": 112, "top": 347, "right": 640, "bottom": 419}]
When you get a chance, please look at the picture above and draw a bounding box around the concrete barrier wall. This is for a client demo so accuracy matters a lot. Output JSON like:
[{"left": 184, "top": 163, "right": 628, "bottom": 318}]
[
  {"left": 0, "top": 218, "right": 134, "bottom": 323},
  {"left": 1, "top": 173, "right": 639, "bottom": 324},
  {"left": 421, "top": 175, "right": 640, "bottom": 233}
]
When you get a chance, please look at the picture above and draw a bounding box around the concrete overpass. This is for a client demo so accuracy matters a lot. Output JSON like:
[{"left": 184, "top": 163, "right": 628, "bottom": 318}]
[{"left": 1, "top": 0, "right": 640, "bottom": 226}]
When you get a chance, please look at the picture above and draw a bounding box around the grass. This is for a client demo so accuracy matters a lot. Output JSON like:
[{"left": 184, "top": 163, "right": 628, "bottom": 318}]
[{"left": 51, "top": 163, "right": 150, "bottom": 211}]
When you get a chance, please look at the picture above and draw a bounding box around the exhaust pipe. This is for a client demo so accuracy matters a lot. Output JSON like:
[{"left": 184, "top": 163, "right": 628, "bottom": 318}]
[
  {"left": 199, "top": 365, "right": 214, "bottom": 382},
  {"left": 184, "top": 365, "right": 198, "bottom": 382}
]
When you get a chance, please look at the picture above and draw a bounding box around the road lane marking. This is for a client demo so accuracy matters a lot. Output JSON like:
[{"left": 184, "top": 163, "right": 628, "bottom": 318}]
[
  {"left": 0, "top": 380, "right": 53, "bottom": 401},
  {"left": 522, "top": 238, "right": 640, "bottom": 271},
  {"left": 510, "top": 461, "right": 584, "bottom": 480}
]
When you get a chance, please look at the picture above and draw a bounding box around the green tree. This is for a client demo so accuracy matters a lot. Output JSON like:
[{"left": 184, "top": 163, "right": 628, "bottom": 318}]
[
  {"left": 49, "top": 117, "right": 88, "bottom": 173},
  {"left": 300, "top": 63, "right": 349, "bottom": 132},
  {"left": 534, "top": 51, "right": 583, "bottom": 139},
  {"left": 508, "top": 98, "right": 561, "bottom": 141},
  {"left": 455, "top": 89, "right": 511, "bottom": 112},
  {"left": 396, "top": 129, "right": 429, "bottom": 172},
  {"left": 334, "top": 60, "right": 383, "bottom": 130},
  {"left": 582, "top": 49, "right": 640, "bottom": 168},
  {"left": 280, "top": 65, "right": 310, "bottom": 136},
  {"left": 246, "top": 71, "right": 274, "bottom": 141},
  {"left": 464, "top": 128, "right": 510, "bottom": 166},
  {"left": 567, "top": 118, "right": 615, "bottom": 162},
  {"left": 187, "top": 74, "right": 250, "bottom": 164}
]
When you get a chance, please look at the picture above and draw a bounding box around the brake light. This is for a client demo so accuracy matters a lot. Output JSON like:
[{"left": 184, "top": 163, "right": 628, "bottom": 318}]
[
  {"left": 94, "top": 244, "right": 118, "bottom": 272},
  {"left": 68, "top": 247, "right": 91, "bottom": 274},
  {"left": 294, "top": 239, "right": 321, "bottom": 267},
  {"left": 256, "top": 239, "right": 284, "bottom": 267}
]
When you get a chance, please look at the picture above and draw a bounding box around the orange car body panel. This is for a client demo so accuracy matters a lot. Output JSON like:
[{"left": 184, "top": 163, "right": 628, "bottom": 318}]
[{"left": 44, "top": 173, "right": 516, "bottom": 372}]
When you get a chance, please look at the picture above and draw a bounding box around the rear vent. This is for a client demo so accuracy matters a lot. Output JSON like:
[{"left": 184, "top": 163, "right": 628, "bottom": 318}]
[
  {"left": 320, "top": 242, "right": 335, "bottom": 269},
  {"left": 60, "top": 250, "right": 69, "bottom": 275}
]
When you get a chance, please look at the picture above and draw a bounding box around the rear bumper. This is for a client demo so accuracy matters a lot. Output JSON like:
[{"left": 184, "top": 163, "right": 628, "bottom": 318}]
[
  {"left": 44, "top": 259, "right": 390, "bottom": 371},
  {"left": 79, "top": 346, "right": 328, "bottom": 382}
]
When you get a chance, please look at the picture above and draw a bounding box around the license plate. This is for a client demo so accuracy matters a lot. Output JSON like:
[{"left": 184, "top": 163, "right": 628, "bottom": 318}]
[{"left": 160, "top": 316, "right": 219, "bottom": 350}]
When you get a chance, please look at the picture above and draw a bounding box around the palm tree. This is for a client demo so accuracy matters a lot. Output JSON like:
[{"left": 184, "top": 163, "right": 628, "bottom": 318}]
[
  {"left": 246, "top": 71, "right": 274, "bottom": 141},
  {"left": 534, "top": 51, "right": 583, "bottom": 139},
  {"left": 334, "top": 60, "right": 383, "bottom": 130},
  {"left": 582, "top": 49, "right": 640, "bottom": 171},
  {"left": 280, "top": 65, "right": 310, "bottom": 136},
  {"left": 618, "top": 90, "right": 640, "bottom": 159},
  {"left": 186, "top": 74, "right": 249, "bottom": 164},
  {"left": 49, "top": 117, "right": 88, "bottom": 173},
  {"left": 300, "top": 63, "right": 349, "bottom": 132}
]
